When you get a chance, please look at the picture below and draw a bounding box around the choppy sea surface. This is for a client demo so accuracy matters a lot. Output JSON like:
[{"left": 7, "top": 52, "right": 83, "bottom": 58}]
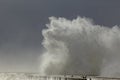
[{"left": 0, "top": 73, "right": 45, "bottom": 80}]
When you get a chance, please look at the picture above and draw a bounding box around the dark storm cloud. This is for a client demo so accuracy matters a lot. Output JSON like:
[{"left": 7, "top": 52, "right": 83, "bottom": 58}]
[{"left": 0, "top": 0, "right": 120, "bottom": 72}]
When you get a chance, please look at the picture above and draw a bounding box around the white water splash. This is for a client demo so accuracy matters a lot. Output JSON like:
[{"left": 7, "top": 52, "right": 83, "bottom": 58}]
[{"left": 40, "top": 16, "right": 120, "bottom": 77}]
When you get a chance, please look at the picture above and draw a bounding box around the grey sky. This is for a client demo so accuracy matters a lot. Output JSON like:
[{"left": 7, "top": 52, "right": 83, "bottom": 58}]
[{"left": 0, "top": 0, "right": 120, "bottom": 72}]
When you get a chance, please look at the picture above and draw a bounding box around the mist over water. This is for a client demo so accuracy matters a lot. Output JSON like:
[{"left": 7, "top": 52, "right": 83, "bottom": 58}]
[{"left": 40, "top": 17, "right": 120, "bottom": 77}]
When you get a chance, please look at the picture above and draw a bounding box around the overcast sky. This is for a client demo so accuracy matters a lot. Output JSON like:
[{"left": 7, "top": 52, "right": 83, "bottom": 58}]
[{"left": 0, "top": 0, "right": 120, "bottom": 72}]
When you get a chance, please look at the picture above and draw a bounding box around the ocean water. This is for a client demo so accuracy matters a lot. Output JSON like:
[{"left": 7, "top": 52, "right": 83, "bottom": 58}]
[
  {"left": 0, "top": 73, "right": 44, "bottom": 80},
  {"left": 0, "top": 73, "right": 73, "bottom": 80}
]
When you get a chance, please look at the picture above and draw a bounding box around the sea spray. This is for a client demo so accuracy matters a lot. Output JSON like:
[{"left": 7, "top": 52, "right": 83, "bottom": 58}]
[{"left": 40, "top": 17, "right": 120, "bottom": 77}]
